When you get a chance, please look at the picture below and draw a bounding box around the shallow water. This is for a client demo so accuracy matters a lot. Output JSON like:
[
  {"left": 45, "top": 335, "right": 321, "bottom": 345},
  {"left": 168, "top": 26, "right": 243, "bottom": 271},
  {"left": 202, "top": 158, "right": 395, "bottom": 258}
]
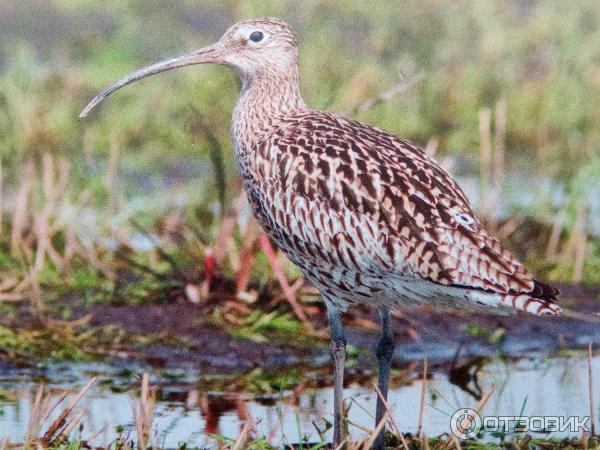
[{"left": 1, "top": 352, "right": 598, "bottom": 446}]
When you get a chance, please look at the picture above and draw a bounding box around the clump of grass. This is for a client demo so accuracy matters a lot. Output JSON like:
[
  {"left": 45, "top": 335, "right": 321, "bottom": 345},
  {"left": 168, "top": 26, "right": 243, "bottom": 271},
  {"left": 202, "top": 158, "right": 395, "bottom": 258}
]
[
  {"left": 226, "top": 311, "right": 304, "bottom": 343},
  {"left": 461, "top": 323, "right": 506, "bottom": 345},
  {"left": 3, "top": 378, "right": 98, "bottom": 449},
  {"left": 0, "top": 323, "right": 90, "bottom": 362},
  {"left": 0, "top": 321, "right": 194, "bottom": 364}
]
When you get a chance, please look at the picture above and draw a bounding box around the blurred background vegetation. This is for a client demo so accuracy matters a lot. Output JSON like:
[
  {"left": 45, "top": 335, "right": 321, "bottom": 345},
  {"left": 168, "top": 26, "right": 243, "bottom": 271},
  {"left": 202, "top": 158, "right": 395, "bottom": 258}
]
[{"left": 0, "top": 0, "right": 599, "bottom": 329}]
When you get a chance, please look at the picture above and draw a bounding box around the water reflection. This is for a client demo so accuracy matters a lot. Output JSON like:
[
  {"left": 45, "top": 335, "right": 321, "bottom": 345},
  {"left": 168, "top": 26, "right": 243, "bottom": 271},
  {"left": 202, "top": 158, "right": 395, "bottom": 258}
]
[
  {"left": 0, "top": 352, "right": 597, "bottom": 447},
  {"left": 448, "top": 356, "right": 488, "bottom": 400}
]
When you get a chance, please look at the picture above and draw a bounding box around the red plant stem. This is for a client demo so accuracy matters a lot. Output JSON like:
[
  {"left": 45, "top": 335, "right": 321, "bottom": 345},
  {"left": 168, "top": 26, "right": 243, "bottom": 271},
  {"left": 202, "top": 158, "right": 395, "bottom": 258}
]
[{"left": 259, "top": 234, "right": 309, "bottom": 324}]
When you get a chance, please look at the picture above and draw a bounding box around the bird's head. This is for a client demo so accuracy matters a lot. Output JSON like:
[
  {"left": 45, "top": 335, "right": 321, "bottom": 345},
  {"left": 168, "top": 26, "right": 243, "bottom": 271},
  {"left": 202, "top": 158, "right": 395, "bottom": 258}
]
[
  {"left": 80, "top": 18, "right": 298, "bottom": 118},
  {"left": 219, "top": 18, "right": 299, "bottom": 79}
]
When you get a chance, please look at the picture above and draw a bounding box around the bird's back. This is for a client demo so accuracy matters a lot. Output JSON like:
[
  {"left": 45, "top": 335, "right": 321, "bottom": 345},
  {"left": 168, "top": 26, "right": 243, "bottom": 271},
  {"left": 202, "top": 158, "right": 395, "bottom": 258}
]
[{"left": 240, "top": 109, "right": 560, "bottom": 316}]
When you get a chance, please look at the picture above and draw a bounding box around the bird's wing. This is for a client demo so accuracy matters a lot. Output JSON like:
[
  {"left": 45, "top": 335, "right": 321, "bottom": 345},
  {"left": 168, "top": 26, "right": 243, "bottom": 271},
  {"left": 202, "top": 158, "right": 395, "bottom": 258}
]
[{"left": 265, "top": 112, "right": 558, "bottom": 302}]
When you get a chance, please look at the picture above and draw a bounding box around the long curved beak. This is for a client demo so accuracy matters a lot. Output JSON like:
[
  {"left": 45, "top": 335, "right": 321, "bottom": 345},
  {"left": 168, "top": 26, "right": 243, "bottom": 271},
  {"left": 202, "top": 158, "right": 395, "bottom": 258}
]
[{"left": 79, "top": 43, "right": 224, "bottom": 118}]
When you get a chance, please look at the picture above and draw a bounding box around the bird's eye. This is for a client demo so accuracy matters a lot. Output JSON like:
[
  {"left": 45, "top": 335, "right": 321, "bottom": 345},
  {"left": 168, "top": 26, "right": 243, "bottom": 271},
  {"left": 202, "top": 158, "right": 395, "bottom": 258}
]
[{"left": 249, "top": 31, "right": 264, "bottom": 43}]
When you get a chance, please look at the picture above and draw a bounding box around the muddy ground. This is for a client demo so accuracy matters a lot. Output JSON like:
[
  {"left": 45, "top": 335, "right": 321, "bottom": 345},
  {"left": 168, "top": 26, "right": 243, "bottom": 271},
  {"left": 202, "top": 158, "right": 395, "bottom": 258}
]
[{"left": 76, "top": 283, "right": 600, "bottom": 378}]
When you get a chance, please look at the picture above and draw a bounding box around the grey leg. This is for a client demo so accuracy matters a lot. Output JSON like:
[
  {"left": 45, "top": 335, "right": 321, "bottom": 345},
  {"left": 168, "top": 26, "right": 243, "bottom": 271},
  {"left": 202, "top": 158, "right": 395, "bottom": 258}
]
[
  {"left": 374, "top": 308, "right": 394, "bottom": 450},
  {"left": 328, "top": 306, "right": 346, "bottom": 448}
]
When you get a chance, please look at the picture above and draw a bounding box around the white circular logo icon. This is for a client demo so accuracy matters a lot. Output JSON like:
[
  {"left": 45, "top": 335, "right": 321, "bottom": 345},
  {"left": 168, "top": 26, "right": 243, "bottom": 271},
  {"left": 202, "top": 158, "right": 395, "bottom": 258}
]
[{"left": 450, "top": 408, "right": 482, "bottom": 439}]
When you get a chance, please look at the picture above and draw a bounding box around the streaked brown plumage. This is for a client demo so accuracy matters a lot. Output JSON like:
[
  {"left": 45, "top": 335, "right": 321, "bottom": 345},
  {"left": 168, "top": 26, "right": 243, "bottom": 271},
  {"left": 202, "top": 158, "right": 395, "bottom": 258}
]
[
  {"left": 80, "top": 17, "right": 561, "bottom": 448},
  {"left": 242, "top": 109, "right": 560, "bottom": 316}
]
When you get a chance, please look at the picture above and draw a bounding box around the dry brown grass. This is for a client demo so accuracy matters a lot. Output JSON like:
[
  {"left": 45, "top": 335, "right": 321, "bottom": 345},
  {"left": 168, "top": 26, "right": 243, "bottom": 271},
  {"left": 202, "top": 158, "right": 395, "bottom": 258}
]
[
  {"left": 4, "top": 378, "right": 97, "bottom": 449},
  {"left": 133, "top": 373, "right": 157, "bottom": 450}
]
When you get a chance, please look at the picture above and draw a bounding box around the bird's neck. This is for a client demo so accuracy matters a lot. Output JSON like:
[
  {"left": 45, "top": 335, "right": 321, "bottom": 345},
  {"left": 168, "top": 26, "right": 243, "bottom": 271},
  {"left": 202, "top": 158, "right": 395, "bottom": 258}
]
[{"left": 232, "top": 66, "right": 306, "bottom": 153}]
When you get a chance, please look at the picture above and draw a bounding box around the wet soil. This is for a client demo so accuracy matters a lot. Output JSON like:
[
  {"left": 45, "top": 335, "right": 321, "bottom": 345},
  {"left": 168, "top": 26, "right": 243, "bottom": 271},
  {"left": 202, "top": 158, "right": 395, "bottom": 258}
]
[
  {"left": 0, "top": 280, "right": 597, "bottom": 385},
  {"left": 77, "top": 282, "right": 600, "bottom": 376}
]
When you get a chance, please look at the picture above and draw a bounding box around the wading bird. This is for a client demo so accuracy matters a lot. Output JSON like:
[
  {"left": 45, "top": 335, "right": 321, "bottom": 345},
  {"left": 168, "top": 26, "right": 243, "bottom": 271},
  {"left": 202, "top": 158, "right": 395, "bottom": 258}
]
[{"left": 80, "top": 18, "right": 562, "bottom": 449}]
